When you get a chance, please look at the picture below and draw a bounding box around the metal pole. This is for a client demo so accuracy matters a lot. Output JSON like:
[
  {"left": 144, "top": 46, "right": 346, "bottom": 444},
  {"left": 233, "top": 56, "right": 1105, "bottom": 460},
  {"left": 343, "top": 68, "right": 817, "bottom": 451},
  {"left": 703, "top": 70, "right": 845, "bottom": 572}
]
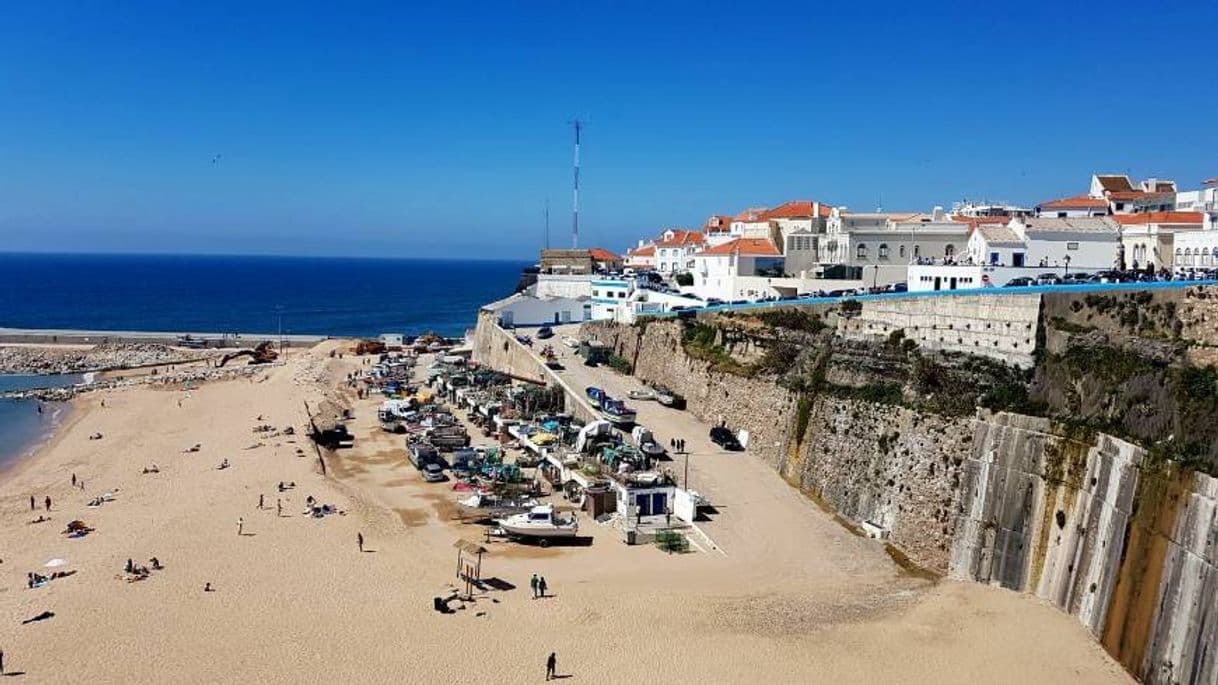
[{"left": 572, "top": 119, "right": 582, "bottom": 249}]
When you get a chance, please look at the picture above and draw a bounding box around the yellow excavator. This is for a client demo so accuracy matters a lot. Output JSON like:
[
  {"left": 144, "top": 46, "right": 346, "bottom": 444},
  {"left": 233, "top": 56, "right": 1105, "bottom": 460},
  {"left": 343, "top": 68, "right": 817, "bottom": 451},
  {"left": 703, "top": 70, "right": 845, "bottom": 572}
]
[{"left": 215, "top": 341, "right": 279, "bottom": 367}]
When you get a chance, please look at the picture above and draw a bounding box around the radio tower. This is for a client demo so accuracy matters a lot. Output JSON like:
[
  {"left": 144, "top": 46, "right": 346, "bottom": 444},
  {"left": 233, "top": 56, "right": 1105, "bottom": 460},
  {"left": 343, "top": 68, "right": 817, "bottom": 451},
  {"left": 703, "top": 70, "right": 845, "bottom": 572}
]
[{"left": 571, "top": 119, "right": 582, "bottom": 249}]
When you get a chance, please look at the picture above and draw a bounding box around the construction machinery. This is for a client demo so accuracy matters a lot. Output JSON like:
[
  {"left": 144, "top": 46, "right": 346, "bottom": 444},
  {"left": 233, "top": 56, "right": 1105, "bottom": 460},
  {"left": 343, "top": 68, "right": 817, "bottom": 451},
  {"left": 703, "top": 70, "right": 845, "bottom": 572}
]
[{"left": 215, "top": 341, "right": 279, "bottom": 367}]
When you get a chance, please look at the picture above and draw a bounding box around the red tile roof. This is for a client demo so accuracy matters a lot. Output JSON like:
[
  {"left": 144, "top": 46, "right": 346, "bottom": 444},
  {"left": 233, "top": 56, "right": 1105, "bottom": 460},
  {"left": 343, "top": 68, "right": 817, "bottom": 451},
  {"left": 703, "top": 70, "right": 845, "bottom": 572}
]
[
  {"left": 698, "top": 238, "right": 780, "bottom": 256},
  {"left": 704, "top": 215, "right": 733, "bottom": 233},
  {"left": 759, "top": 200, "right": 833, "bottom": 220},
  {"left": 1112, "top": 211, "right": 1203, "bottom": 225},
  {"left": 1107, "top": 190, "right": 1150, "bottom": 201},
  {"left": 1095, "top": 175, "right": 1135, "bottom": 192},
  {"left": 1038, "top": 194, "right": 1109, "bottom": 209},
  {"left": 655, "top": 230, "right": 705, "bottom": 247},
  {"left": 589, "top": 247, "right": 621, "bottom": 261},
  {"left": 626, "top": 244, "right": 655, "bottom": 257}
]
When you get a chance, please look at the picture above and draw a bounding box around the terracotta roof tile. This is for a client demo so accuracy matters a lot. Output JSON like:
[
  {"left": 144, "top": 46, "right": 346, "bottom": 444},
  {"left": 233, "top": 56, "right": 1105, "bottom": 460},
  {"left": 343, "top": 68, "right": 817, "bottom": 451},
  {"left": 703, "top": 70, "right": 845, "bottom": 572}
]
[
  {"left": 1095, "top": 175, "right": 1135, "bottom": 192},
  {"left": 1037, "top": 194, "right": 1109, "bottom": 209},
  {"left": 654, "top": 230, "right": 705, "bottom": 248},
  {"left": 697, "top": 238, "right": 780, "bottom": 256},
  {"left": 588, "top": 247, "right": 621, "bottom": 261},
  {"left": 1112, "top": 212, "right": 1203, "bottom": 225},
  {"left": 627, "top": 245, "right": 655, "bottom": 257},
  {"left": 758, "top": 200, "right": 833, "bottom": 220}
]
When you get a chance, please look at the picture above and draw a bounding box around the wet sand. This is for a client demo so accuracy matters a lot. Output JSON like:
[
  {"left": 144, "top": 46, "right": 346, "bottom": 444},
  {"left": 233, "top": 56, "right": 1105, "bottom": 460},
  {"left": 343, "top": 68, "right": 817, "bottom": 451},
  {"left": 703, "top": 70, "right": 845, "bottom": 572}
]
[{"left": 0, "top": 343, "right": 1131, "bottom": 683}]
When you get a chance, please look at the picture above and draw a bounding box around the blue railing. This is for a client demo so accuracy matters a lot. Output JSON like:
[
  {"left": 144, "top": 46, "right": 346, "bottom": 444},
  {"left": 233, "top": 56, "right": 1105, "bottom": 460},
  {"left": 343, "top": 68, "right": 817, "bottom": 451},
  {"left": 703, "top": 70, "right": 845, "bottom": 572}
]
[{"left": 645, "top": 278, "right": 1218, "bottom": 318}]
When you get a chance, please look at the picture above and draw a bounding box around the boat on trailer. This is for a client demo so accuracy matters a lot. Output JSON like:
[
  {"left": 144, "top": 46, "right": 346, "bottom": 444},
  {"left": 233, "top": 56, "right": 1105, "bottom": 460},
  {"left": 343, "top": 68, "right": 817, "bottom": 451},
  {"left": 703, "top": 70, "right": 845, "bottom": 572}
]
[{"left": 496, "top": 505, "right": 578, "bottom": 545}]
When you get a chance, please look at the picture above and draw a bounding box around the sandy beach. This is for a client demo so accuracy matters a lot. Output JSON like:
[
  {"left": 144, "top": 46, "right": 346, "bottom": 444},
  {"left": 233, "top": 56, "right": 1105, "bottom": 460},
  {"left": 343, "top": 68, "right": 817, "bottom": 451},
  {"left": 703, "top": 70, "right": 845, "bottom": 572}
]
[{"left": 0, "top": 342, "right": 1132, "bottom": 683}]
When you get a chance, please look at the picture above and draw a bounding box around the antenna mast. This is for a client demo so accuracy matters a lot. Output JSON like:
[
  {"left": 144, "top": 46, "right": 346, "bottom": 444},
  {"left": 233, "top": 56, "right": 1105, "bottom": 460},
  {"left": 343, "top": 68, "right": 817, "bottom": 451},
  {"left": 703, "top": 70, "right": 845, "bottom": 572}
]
[
  {"left": 571, "top": 119, "right": 582, "bottom": 249},
  {"left": 544, "top": 198, "right": 550, "bottom": 249}
]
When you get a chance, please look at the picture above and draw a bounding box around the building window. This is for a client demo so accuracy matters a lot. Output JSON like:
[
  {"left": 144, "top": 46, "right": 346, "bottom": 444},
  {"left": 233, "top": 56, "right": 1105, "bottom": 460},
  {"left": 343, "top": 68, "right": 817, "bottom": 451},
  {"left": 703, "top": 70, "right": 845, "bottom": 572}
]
[
  {"left": 878, "top": 243, "right": 889, "bottom": 258},
  {"left": 945, "top": 244, "right": 955, "bottom": 257},
  {"left": 913, "top": 245, "right": 921, "bottom": 258},
  {"left": 592, "top": 290, "right": 599, "bottom": 297},
  {"left": 1066, "top": 242, "right": 1079, "bottom": 250},
  {"left": 1176, "top": 248, "right": 1183, "bottom": 265},
  {"left": 1012, "top": 252, "right": 1025, "bottom": 267},
  {"left": 856, "top": 243, "right": 868, "bottom": 260},
  {"left": 1115, "top": 203, "right": 1125, "bottom": 211},
  {"left": 1057, "top": 212, "right": 1067, "bottom": 218},
  {"left": 899, "top": 245, "right": 906, "bottom": 259}
]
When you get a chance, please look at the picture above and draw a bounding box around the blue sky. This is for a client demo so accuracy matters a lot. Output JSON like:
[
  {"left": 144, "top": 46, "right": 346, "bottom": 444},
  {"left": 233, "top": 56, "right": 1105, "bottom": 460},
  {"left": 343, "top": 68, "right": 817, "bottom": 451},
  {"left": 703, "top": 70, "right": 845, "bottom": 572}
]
[{"left": 1, "top": 1, "right": 1215, "bottom": 259}]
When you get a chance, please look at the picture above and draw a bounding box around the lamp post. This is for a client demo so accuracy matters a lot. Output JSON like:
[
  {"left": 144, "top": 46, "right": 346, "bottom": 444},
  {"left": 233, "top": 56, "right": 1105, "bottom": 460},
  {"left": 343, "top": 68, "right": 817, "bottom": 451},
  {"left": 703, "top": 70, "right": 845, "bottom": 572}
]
[{"left": 1063, "top": 255, "right": 1071, "bottom": 279}]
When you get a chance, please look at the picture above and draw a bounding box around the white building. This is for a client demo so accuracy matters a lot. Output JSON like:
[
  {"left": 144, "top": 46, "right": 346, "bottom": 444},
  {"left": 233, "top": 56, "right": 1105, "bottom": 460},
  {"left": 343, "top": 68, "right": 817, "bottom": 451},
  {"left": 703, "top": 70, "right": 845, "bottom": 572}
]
[
  {"left": 652, "top": 229, "right": 705, "bottom": 273},
  {"left": 1175, "top": 178, "right": 1218, "bottom": 233},
  {"left": 1173, "top": 231, "right": 1218, "bottom": 272},
  {"left": 590, "top": 278, "right": 634, "bottom": 320},
  {"left": 1037, "top": 173, "right": 1177, "bottom": 218},
  {"left": 1115, "top": 212, "right": 1203, "bottom": 271},
  {"left": 624, "top": 243, "right": 655, "bottom": 270},
  {"left": 690, "top": 238, "right": 784, "bottom": 300},
  {"left": 482, "top": 293, "right": 591, "bottom": 328},
  {"left": 915, "top": 216, "right": 1120, "bottom": 291},
  {"left": 822, "top": 207, "right": 968, "bottom": 284}
]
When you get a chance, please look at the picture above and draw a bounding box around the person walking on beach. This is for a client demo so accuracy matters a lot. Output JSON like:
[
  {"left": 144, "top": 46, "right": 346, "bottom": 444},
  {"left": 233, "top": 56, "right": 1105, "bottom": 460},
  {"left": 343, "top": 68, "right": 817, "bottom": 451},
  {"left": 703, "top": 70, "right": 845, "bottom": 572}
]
[
  {"left": 530, "top": 573, "right": 539, "bottom": 599},
  {"left": 44, "top": 496, "right": 51, "bottom": 512},
  {"left": 545, "top": 652, "right": 557, "bottom": 681},
  {"left": 29, "top": 496, "right": 34, "bottom": 512},
  {"left": 276, "top": 499, "right": 282, "bottom": 517},
  {"left": 357, "top": 532, "right": 364, "bottom": 552},
  {"left": 71, "top": 473, "right": 76, "bottom": 487},
  {"left": 258, "top": 494, "right": 264, "bottom": 509},
  {"left": 237, "top": 517, "right": 244, "bottom": 536},
  {"left": 538, "top": 576, "right": 548, "bottom": 599}
]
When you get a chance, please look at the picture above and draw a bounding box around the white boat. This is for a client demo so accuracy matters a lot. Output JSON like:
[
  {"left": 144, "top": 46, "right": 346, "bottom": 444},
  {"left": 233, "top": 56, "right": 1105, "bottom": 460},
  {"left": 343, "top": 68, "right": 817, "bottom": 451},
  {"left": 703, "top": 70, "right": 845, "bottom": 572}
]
[
  {"left": 497, "top": 505, "right": 578, "bottom": 542},
  {"left": 457, "top": 492, "right": 536, "bottom": 521},
  {"left": 599, "top": 398, "right": 637, "bottom": 426}
]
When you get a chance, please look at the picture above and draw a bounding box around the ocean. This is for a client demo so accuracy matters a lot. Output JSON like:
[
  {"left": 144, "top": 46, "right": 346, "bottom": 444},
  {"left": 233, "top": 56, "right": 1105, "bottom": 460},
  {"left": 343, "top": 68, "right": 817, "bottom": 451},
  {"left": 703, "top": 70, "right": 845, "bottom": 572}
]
[
  {"left": 0, "top": 373, "right": 84, "bottom": 469},
  {"left": 0, "top": 253, "right": 529, "bottom": 469},
  {"left": 0, "top": 253, "right": 529, "bottom": 338}
]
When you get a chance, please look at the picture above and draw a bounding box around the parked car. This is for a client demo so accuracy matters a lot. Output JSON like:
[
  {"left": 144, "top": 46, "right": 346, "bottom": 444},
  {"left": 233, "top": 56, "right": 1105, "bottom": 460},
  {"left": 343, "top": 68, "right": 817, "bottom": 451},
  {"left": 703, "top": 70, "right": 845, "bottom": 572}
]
[
  {"left": 421, "top": 462, "right": 447, "bottom": 482},
  {"left": 1062, "top": 272, "right": 1091, "bottom": 283},
  {"left": 1002, "top": 277, "right": 1035, "bottom": 288},
  {"left": 1035, "top": 273, "right": 1063, "bottom": 285},
  {"left": 888, "top": 282, "right": 908, "bottom": 293},
  {"left": 709, "top": 425, "right": 742, "bottom": 451},
  {"left": 705, "top": 297, "right": 724, "bottom": 306},
  {"left": 536, "top": 326, "right": 554, "bottom": 339}
]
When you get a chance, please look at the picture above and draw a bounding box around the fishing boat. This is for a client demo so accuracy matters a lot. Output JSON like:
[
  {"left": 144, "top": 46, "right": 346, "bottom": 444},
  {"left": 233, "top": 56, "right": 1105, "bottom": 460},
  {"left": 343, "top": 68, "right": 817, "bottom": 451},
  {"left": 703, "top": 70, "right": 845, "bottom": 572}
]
[
  {"left": 457, "top": 491, "right": 537, "bottom": 521},
  {"left": 599, "top": 398, "right": 637, "bottom": 426},
  {"left": 585, "top": 386, "right": 606, "bottom": 409},
  {"left": 496, "top": 505, "right": 578, "bottom": 543}
]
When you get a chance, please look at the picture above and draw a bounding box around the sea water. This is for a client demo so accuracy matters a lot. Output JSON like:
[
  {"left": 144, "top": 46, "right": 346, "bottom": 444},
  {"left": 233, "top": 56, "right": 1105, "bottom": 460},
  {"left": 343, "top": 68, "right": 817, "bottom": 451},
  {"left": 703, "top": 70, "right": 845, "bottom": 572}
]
[
  {"left": 0, "top": 374, "right": 85, "bottom": 470},
  {"left": 0, "top": 253, "right": 529, "bottom": 338}
]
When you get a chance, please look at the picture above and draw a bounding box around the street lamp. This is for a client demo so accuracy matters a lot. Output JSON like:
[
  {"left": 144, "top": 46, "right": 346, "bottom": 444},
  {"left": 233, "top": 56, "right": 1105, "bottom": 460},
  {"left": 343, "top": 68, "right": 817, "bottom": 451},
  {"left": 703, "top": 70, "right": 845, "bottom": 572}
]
[{"left": 1063, "top": 255, "right": 1071, "bottom": 279}]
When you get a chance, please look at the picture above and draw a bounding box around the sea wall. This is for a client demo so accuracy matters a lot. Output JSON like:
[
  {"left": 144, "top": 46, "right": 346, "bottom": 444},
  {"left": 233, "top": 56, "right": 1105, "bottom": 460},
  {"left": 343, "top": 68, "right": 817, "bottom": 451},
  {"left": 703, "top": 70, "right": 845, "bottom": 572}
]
[
  {"left": 470, "top": 312, "right": 599, "bottom": 423},
  {"left": 470, "top": 311, "right": 549, "bottom": 385},
  {"left": 837, "top": 293, "right": 1041, "bottom": 367},
  {"left": 576, "top": 290, "right": 1218, "bottom": 684}
]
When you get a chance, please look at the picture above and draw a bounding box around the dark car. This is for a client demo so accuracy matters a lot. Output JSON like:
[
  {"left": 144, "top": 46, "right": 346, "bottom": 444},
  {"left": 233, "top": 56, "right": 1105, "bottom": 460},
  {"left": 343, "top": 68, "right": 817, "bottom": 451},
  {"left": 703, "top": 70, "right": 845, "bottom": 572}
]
[
  {"left": 536, "top": 326, "right": 554, "bottom": 339},
  {"left": 1003, "top": 277, "right": 1035, "bottom": 287},
  {"left": 888, "top": 282, "right": 908, "bottom": 293},
  {"left": 1035, "top": 273, "right": 1062, "bottom": 285},
  {"left": 709, "top": 425, "right": 742, "bottom": 451}
]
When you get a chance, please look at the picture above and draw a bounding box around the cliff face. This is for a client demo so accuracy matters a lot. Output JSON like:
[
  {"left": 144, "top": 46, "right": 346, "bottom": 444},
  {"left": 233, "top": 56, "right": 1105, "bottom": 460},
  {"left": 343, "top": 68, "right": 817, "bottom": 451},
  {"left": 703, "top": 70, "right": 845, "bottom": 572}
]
[{"left": 581, "top": 286, "right": 1218, "bottom": 684}]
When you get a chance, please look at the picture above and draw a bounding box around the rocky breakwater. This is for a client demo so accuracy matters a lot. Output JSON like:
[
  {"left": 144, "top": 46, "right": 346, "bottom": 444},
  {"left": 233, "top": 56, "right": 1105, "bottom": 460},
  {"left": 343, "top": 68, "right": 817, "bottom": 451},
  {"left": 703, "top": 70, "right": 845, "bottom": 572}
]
[{"left": 0, "top": 342, "right": 217, "bottom": 375}]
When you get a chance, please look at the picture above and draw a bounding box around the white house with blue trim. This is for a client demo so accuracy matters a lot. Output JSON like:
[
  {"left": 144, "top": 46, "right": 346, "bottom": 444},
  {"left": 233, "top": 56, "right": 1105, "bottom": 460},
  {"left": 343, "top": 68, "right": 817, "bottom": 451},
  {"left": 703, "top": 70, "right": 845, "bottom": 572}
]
[{"left": 590, "top": 278, "right": 634, "bottom": 320}]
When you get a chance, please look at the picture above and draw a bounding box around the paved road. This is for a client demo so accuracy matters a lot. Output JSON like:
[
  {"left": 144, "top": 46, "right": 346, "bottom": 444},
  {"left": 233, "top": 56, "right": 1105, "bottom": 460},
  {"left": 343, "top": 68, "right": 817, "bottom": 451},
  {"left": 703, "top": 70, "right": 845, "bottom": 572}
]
[{"left": 529, "top": 324, "right": 884, "bottom": 579}]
